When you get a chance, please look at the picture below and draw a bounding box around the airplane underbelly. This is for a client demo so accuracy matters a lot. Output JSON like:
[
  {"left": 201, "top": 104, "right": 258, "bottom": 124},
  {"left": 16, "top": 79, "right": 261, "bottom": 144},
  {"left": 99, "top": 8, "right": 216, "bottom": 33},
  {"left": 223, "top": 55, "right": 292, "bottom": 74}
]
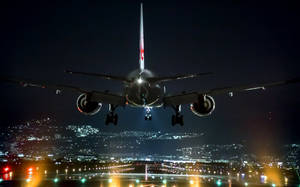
[{"left": 125, "top": 84, "right": 163, "bottom": 107}]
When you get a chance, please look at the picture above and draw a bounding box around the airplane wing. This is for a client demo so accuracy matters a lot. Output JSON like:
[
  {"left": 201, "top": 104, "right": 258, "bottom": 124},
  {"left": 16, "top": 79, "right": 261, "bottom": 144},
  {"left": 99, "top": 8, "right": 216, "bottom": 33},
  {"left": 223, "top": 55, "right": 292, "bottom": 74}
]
[
  {"left": 65, "top": 70, "right": 129, "bottom": 82},
  {"left": 147, "top": 72, "right": 213, "bottom": 83},
  {"left": 0, "top": 76, "right": 126, "bottom": 106},
  {"left": 163, "top": 77, "right": 300, "bottom": 106}
]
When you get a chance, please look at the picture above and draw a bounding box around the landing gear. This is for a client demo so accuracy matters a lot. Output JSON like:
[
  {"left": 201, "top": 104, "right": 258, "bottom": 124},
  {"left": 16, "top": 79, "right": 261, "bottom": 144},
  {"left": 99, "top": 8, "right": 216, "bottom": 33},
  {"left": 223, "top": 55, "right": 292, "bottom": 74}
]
[
  {"left": 105, "top": 104, "right": 118, "bottom": 125},
  {"left": 144, "top": 107, "right": 152, "bottom": 121},
  {"left": 171, "top": 105, "right": 184, "bottom": 126},
  {"left": 145, "top": 115, "right": 152, "bottom": 120}
]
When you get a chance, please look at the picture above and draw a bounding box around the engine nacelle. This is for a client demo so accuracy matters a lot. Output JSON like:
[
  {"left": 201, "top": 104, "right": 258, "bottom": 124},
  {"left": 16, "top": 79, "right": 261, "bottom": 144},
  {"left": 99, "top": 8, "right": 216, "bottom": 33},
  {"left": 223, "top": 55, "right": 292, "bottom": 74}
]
[
  {"left": 76, "top": 94, "right": 102, "bottom": 115},
  {"left": 190, "top": 95, "right": 215, "bottom": 117}
]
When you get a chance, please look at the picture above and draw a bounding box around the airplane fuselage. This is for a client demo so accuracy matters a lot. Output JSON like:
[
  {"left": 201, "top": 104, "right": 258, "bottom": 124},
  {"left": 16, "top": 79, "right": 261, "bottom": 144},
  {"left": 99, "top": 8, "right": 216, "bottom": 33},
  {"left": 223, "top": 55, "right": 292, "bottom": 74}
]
[{"left": 124, "top": 69, "right": 164, "bottom": 107}]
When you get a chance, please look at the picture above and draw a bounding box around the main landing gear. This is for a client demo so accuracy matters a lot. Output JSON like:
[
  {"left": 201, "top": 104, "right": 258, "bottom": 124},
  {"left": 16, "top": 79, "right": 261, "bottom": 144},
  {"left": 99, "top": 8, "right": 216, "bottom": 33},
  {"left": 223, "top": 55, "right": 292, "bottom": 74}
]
[
  {"left": 105, "top": 104, "right": 118, "bottom": 125},
  {"left": 171, "top": 105, "right": 184, "bottom": 126}
]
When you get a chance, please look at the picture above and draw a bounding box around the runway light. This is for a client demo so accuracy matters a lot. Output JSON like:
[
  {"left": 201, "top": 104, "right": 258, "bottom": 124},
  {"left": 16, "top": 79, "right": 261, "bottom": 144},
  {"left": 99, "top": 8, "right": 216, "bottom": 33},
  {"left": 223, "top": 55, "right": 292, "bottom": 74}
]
[
  {"left": 163, "top": 179, "right": 167, "bottom": 184},
  {"left": 4, "top": 167, "right": 10, "bottom": 172},
  {"left": 216, "top": 179, "right": 222, "bottom": 186},
  {"left": 53, "top": 178, "right": 59, "bottom": 183},
  {"left": 81, "top": 178, "right": 86, "bottom": 183}
]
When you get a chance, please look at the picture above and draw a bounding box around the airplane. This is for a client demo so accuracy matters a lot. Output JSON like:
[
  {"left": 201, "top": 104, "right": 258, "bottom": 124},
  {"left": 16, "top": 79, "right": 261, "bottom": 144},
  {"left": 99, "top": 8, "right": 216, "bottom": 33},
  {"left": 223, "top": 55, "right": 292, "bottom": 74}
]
[{"left": 1, "top": 3, "right": 300, "bottom": 126}]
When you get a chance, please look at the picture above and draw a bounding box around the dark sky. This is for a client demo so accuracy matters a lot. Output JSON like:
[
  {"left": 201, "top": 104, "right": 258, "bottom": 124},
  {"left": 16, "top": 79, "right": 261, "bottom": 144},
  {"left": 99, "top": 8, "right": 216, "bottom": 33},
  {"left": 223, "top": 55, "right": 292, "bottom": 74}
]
[{"left": 0, "top": 1, "right": 299, "bottom": 148}]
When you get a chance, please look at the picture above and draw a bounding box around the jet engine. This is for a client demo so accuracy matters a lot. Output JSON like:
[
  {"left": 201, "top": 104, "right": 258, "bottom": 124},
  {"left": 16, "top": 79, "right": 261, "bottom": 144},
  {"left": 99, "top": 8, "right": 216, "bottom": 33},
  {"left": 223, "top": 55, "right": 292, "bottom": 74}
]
[
  {"left": 76, "top": 94, "right": 102, "bottom": 115},
  {"left": 190, "top": 95, "right": 215, "bottom": 117}
]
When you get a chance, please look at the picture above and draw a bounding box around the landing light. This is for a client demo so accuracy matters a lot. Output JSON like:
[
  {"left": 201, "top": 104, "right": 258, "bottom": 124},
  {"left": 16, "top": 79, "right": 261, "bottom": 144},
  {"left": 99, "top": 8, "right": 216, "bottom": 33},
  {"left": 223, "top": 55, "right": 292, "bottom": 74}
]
[{"left": 137, "top": 77, "right": 144, "bottom": 84}]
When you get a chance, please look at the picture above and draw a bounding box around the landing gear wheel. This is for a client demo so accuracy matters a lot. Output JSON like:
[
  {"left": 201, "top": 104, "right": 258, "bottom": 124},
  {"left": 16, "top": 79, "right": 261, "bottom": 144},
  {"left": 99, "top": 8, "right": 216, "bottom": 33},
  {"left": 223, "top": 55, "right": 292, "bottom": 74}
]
[
  {"left": 105, "top": 104, "right": 119, "bottom": 125},
  {"left": 113, "top": 114, "right": 118, "bottom": 125},
  {"left": 172, "top": 115, "right": 176, "bottom": 126},
  {"left": 171, "top": 105, "right": 184, "bottom": 126}
]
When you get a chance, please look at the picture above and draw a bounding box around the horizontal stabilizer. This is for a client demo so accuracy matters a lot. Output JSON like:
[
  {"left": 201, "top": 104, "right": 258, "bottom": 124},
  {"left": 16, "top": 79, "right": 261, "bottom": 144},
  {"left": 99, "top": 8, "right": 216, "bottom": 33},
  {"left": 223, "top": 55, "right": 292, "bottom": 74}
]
[
  {"left": 147, "top": 72, "right": 213, "bottom": 83},
  {"left": 65, "top": 70, "right": 129, "bottom": 82}
]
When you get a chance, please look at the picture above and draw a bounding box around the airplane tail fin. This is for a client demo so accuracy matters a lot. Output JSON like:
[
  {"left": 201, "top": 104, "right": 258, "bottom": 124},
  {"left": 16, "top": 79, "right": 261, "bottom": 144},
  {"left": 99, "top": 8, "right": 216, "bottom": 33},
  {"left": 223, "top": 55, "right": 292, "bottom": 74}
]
[{"left": 139, "top": 3, "right": 145, "bottom": 71}]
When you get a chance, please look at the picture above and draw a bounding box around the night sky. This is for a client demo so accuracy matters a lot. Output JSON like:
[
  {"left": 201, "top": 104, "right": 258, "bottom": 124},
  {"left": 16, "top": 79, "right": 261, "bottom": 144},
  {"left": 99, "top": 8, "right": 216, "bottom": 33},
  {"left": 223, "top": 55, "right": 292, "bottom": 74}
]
[{"left": 0, "top": 1, "right": 299, "bottom": 149}]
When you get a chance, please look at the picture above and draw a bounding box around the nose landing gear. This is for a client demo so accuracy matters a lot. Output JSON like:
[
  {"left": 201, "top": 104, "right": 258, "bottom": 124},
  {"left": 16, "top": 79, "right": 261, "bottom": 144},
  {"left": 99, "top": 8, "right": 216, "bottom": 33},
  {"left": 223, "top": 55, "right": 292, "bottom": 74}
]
[
  {"left": 144, "top": 107, "right": 152, "bottom": 121},
  {"left": 105, "top": 104, "right": 118, "bottom": 125}
]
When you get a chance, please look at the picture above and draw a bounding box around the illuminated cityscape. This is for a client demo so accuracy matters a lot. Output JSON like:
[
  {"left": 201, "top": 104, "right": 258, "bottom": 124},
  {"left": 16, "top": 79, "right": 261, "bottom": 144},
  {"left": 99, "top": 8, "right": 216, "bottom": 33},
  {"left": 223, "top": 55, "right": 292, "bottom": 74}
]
[{"left": 0, "top": 117, "right": 299, "bottom": 186}]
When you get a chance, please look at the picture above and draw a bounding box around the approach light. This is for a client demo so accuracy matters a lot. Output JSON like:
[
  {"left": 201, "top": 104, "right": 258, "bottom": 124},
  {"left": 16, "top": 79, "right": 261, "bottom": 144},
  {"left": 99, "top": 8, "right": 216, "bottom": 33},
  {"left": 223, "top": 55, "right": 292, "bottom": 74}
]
[
  {"left": 216, "top": 179, "right": 222, "bottom": 186},
  {"left": 53, "top": 178, "right": 59, "bottom": 183},
  {"left": 81, "top": 178, "right": 86, "bottom": 183}
]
